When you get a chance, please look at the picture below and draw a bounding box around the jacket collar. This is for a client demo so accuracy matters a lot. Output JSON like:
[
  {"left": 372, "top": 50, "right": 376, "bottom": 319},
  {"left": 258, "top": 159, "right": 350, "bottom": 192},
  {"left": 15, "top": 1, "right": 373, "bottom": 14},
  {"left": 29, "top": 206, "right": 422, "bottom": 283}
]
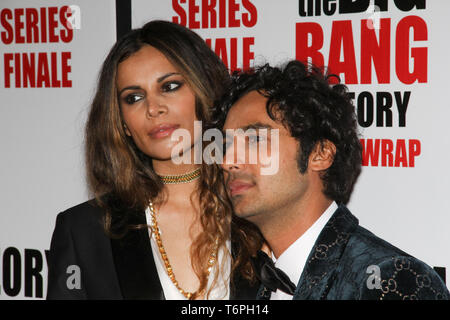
[
  {"left": 292, "top": 204, "right": 359, "bottom": 299},
  {"left": 110, "top": 207, "right": 259, "bottom": 300}
]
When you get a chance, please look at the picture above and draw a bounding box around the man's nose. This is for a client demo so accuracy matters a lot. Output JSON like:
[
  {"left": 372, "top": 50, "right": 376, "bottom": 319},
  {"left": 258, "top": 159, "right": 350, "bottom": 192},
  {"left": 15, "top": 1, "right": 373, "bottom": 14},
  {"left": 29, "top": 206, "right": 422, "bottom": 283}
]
[{"left": 221, "top": 135, "right": 246, "bottom": 172}]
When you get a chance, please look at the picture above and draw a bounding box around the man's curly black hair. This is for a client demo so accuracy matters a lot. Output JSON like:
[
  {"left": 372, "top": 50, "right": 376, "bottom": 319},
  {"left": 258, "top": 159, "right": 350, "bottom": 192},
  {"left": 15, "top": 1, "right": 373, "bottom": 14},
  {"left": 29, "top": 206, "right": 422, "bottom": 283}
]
[{"left": 212, "top": 60, "right": 362, "bottom": 204}]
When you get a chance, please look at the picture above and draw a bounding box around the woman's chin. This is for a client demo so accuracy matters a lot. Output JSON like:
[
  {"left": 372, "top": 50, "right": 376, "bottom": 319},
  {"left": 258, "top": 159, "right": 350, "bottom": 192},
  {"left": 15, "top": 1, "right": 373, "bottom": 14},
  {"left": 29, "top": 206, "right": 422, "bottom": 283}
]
[{"left": 144, "top": 144, "right": 196, "bottom": 164}]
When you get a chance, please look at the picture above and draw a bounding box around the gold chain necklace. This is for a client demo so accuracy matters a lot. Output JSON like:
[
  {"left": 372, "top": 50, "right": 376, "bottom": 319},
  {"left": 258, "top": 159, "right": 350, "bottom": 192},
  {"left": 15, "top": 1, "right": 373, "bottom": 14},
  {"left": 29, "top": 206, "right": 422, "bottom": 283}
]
[
  {"left": 148, "top": 201, "right": 219, "bottom": 299},
  {"left": 158, "top": 168, "right": 201, "bottom": 184}
]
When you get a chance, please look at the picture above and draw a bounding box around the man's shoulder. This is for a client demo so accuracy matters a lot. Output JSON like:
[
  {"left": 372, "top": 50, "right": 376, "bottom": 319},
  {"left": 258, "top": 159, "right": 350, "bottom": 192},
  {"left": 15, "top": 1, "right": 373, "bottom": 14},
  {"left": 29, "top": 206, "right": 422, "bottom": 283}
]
[
  {"left": 328, "top": 205, "right": 413, "bottom": 265},
  {"left": 347, "top": 224, "right": 410, "bottom": 262},
  {"left": 337, "top": 220, "right": 449, "bottom": 299}
]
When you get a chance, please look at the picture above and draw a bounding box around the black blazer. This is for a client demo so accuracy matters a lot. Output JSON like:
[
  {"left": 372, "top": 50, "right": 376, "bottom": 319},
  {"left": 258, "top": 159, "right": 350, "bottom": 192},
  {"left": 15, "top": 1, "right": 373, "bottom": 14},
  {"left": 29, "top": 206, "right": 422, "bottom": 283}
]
[{"left": 47, "top": 198, "right": 259, "bottom": 299}]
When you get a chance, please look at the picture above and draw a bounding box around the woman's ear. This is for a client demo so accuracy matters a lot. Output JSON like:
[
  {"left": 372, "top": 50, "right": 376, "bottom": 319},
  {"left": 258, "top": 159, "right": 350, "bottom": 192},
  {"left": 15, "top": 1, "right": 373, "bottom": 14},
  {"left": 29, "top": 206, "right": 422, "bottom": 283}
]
[{"left": 309, "top": 140, "right": 336, "bottom": 172}]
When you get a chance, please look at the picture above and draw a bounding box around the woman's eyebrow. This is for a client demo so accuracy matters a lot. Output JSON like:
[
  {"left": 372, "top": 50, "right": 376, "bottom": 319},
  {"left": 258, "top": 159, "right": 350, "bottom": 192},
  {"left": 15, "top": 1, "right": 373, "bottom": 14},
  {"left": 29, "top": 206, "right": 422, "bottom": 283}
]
[
  {"left": 157, "top": 72, "right": 181, "bottom": 83},
  {"left": 118, "top": 85, "right": 141, "bottom": 96},
  {"left": 118, "top": 72, "right": 182, "bottom": 96}
]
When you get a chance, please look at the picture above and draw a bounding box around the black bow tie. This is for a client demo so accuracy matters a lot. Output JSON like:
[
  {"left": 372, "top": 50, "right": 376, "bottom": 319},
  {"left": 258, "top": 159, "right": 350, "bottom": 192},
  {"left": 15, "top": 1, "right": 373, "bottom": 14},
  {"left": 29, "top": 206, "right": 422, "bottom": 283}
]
[{"left": 251, "top": 250, "right": 297, "bottom": 295}]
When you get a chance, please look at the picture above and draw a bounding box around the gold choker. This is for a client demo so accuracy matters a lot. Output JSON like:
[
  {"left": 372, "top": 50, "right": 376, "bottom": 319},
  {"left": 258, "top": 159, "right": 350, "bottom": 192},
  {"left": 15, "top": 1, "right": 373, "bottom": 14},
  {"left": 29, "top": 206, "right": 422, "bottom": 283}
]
[{"left": 158, "top": 168, "right": 201, "bottom": 184}]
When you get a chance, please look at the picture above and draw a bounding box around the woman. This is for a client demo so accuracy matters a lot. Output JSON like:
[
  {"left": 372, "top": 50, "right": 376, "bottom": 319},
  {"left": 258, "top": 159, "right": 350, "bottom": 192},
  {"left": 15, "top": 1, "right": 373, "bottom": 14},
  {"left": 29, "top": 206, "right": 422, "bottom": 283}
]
[{"left": 47, "top": 20, "right": 262, "bottom": 300}]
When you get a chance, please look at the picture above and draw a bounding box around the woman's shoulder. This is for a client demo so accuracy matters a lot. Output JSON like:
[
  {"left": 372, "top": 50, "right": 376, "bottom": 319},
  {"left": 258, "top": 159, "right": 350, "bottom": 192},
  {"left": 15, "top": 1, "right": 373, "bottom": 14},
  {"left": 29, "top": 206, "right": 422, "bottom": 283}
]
[
  {"left": 56, "top": 193, "right": 135, "bottom": 232},
  {"left": 61, "top": 198, "right": 100, "bottom": 212},
  {"left": 56, "top": 197, "right": 106, "bottom": 231}
]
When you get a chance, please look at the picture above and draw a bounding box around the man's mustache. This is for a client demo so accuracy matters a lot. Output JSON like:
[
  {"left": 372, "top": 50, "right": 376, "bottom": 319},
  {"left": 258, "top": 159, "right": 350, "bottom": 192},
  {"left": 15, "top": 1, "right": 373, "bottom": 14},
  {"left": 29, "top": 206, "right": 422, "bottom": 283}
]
[{"left": 223, "top": 171, "right": 256, "bottom": 188}]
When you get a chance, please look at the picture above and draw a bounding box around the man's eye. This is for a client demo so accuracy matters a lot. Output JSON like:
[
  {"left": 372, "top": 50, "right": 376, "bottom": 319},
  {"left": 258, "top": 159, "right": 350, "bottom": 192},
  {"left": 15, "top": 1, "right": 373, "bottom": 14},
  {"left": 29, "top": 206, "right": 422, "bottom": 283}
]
[
  {"left": 224, "top": 140, "right": 233, "bottom": 150},
  {"left": 248, "top": 135, "right": 264, "bottom": 144},
  {"left": 222, "top": 136, "right": 234, "bottom": 154},
  {"left": 162, "top": 81, "right": 182, "bottom": 92},
  {"left": 124, "top": 94, "right": 143, "bottom": 104}
]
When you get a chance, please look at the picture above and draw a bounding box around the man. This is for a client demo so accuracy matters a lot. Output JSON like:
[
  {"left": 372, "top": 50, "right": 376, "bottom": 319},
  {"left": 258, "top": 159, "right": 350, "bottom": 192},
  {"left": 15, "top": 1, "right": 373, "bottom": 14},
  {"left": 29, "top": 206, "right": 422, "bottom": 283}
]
[{"left": 215, "top": 60, "right": 449, "bottom": 300}]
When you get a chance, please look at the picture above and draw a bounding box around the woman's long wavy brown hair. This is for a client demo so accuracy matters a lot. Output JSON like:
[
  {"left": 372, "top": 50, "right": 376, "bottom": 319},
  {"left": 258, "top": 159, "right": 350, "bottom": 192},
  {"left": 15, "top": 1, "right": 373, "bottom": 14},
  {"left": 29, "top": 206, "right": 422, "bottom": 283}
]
[{"left": 85, "top": 20, "right": 262, "bottom": 298}]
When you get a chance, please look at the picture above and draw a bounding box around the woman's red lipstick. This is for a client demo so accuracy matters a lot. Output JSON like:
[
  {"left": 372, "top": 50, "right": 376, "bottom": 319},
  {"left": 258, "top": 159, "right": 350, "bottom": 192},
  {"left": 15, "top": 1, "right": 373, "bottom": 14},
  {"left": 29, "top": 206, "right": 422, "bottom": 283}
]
[{"left": 148, "top": 124, "right": 180, "bottom": 139}]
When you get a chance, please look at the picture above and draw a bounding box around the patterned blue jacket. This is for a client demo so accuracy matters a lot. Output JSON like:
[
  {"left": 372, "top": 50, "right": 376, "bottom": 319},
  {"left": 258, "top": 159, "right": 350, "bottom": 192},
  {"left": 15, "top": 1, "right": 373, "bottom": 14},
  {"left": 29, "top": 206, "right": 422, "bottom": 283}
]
[{"left": 257, "top": 205, "right": 449, "bottom": 300}]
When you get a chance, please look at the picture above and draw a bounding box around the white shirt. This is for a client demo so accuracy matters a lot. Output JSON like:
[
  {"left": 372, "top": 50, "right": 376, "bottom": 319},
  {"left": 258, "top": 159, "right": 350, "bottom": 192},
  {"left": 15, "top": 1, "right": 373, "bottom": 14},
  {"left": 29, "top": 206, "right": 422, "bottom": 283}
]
[
  {"left": 145, "top": 206, "right": 231, "bottom": 300},
  {"left": 270, "top": 201, "right": 338, "bottom": 300}
]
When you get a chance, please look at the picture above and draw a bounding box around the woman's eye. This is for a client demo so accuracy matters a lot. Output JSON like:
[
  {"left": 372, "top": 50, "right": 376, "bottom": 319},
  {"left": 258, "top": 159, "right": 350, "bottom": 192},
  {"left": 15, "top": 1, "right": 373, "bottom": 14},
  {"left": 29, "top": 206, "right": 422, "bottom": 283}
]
[
  {"left": 124, "top": 94, "right": 143, "bottom": 104},
  {"left": 162, "top": 81, "right": 182, "bottom": 92}
]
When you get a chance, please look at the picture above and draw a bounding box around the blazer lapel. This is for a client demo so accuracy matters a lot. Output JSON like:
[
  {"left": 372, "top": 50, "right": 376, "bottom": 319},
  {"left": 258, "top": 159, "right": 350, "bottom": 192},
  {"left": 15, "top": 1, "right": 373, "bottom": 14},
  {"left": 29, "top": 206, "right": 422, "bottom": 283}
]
[
  {"left": 110, "top": 209, "right": 165, "bottom": 300},
  {"left": 109, "top": 206, "right": 260, "bottom": 300},
  {"left": 293, "top": 205, "right": 359, "bottom": 300}
]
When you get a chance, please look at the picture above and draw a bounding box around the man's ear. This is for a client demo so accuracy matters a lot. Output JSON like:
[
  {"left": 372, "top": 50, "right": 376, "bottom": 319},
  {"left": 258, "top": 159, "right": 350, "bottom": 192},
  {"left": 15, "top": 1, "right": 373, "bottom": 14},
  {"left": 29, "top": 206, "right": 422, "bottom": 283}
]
[{"left": 309, "top": 140, "right": 336, "bottom": 172}]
